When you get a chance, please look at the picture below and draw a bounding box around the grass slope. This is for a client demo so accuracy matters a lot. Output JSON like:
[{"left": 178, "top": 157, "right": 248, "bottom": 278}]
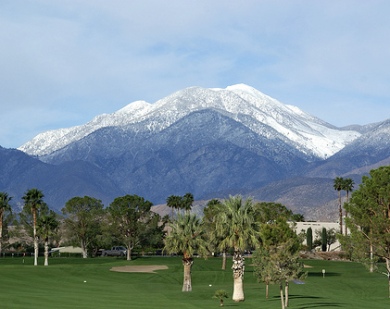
[{"left": 0, "top": 256, "right": 388, "bottom": 308}]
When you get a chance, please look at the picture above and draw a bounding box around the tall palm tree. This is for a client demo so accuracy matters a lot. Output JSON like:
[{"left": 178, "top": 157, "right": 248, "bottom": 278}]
[
  {"left": 342, "top": 178, "right": 354, "bottom": 236},
  {"left": 37, "top": 210, "right": 59, "bottom": 266},
  {"left": 166, "top": 195, "right": 182, "bottom": 218},
  {"left": 22, "top": 188, "right": 44, "bottom": 266},
  {"left": 333, "top": 177, "right": 344, "bottom": 233},
  {"left": 164, "top": 213, "right": 208, "bottom": 292},
  {"left": 215, "top": 195, "right": 259, "bottom": 302},
  {"left": 204, "top": 199, "right": 229, "bottom": 269},
  {"left": 182, "top": 193, "right": 194, "bottom": 214},
  {"left": 0, "top": 192, "right": 12, "bottom": 256}
]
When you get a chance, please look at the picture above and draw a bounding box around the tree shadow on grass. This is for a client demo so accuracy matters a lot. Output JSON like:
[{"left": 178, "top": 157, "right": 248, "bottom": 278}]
[
  {"left": 308, "top": 271, "right": 341, "bottom": 277},
  {"left": 278, "top": 295, "right": 344, "bottom": 309}
]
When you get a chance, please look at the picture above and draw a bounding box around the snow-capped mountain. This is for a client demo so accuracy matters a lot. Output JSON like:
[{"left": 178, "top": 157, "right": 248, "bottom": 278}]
[
  {"left": 19, "top": 84, "right": 360, "bottom": 160},
  {"left": 3, "top": 84, "right": 390, "bottom": 219}
]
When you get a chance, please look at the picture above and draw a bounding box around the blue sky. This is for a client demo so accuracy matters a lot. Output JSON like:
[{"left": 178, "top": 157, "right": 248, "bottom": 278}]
[{"left": 1, "top": 0, "right": 390, "bottom": 148}]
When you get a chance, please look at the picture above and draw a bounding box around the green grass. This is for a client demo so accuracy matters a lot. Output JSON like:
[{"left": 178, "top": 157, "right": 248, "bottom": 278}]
[{"left": 0, "top": 256, "right": 388, "bottom": 308}]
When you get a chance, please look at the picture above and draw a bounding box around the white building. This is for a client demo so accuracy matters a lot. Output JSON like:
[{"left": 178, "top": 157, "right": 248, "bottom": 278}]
[{"left": 294, "top": 222, "right": 343, "bottom": 251}]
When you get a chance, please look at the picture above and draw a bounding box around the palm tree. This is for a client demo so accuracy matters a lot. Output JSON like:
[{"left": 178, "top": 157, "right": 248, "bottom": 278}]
[
  {"left": 166, "top": 195, "right": 182, "bottom": 218},
  {"left": 182, "top": 193, "right": 194, "bottom": 214},
  {"left": 213, "top": 289, "right": 229, "bottom": 307},
  {"left": 204, "top": 199, "right": 229, "bottom": 269},
  {"left": 333, "top": 177, "right": 344, "bottom": 233},
  {"left": 0, "top": 192, "right": 12, "bottom": 256},
  {"left": 164, "top": 213, "right": 208, "bottom": 292},
  {"left": 22, "top": 188, "right": 44, "bottom": 266},
  {"left": 342, "top": 178, "right": 354, "bottom": 236},
  {"left": 215, "top": 195, "right": 259, "bottom": 302},
  {"left": 37, "top": 210, "right": 59, "bottom": 266}
]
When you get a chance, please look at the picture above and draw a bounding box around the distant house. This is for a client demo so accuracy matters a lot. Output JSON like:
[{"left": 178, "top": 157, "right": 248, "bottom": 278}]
[{"left": 294, "top": 221, "right": 343, "bottom": 251}]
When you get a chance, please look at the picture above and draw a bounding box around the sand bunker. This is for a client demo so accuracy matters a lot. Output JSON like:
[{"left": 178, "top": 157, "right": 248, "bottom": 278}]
[{"left": 110, "top": 265, "right": 168, "bottom": 273}]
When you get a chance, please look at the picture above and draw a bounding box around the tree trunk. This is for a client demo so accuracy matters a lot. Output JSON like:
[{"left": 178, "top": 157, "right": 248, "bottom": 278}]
[
  {"left": 280, "top": 283, "right": 285, "bottom": 309},
  {"left": 386, "top": 258, "right": 390, "bottom": 298},
  {"left": 182, "top": 258, "right": 193, "bottom": 292},
  {"left": 127, "top": 245, "right": 132, "bottom": 261},
  {"left": 0, "top": 213, "right": 3, "bottom": 257},
  {"left": 266, "top": 282, "right": 269, "bottom": 299},
  {"left": 81, "top": 240, "right": 88, "bottom": 258},
  {"left": 44, "top": 238, "right": 49, "bottom": 266},
  {"left": 344, "top": 192, "right": 349, "bottom": 236},
  {"left": 369, "top": 242, "right": 374, "bottom": 273},
  {"left": 232, "top": 250, "right": 245, "bottom": 302},
  {"left": 285, "top": 281, "right": 289, "bottom": 307},
  {"left": 33, "top": 209, "right": 38, "bottom": 266},
  {"left": 338, "top": 191, "right": 343, "bottom": 234},
  {"left": 222, "top": 251, "right": 227, "bottom": 270}
]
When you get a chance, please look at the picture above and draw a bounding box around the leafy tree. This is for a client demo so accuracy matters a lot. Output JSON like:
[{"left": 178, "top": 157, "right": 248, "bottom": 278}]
[
  {"left": 253, "top": 202, "right": 293, "bottom": 223},
  {"left": 344, "top": 166, "right": 390, "bottom": 296},
  {"left": 342, "top": 178, "right": 354, "bottom": 235},
  {"left": 22, "top": 188, "right": 45, "bottom": 266},
  {"left": 0, "top": 192, "right": 12, "bottom": 256},
  {"left": 62, "top": 196, "right": 105, "bottom": 258},
  {"left": 107, "top": 194, "right": 155, "bottom": 260},
  {"left": 333, "top": 177, "right": 344, "bottom": 233},
  {"left": 254, "top": 219, "right": 304, "bottom": 308},
  {"left": 214, "top": 195, "right": 259, "bottom": 302},
  {"left": 37, "top": 210, "right": 59, "bottom": 266},
  {"left": 163, "top": 213, "right": 208, "bottom": 292}
]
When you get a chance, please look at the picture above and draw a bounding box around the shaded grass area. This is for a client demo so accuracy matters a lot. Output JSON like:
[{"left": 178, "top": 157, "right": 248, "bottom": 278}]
[{"left": 0, "top": 256, "right": 388, "bottom": 308}]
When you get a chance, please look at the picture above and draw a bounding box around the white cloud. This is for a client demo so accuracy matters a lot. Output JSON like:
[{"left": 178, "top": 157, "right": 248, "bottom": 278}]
[{"left": 1, "top": 0, "right": 390, "bottom": 147}]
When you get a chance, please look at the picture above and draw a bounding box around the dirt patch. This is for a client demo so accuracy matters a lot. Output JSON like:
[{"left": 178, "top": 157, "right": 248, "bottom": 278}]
[{"left": 110, "top": 265, "right": 168, "bottom": 273}]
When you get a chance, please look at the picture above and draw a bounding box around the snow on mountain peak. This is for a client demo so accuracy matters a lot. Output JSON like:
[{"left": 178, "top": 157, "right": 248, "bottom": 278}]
[{"left": 18, "top": 84, "right": 361, "bottom": 159}]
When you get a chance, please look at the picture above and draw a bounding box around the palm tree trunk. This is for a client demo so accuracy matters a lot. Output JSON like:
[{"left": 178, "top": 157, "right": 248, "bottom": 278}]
[
  {"left": 338, "top": 191, "right": 343, "bottom": 234},
  {"left": 344, "top": 192, "right": 349, "bottom": 236},
  {"left": 0, "top": 212, "right": 3, "bottom": 256},
  {"left": 232, "top": 250, "right": 245, "bottom": 302},
  {"left": 33, "top": 209, "right": 38, "bottom": 266},
  {"left": 44, "top": 238, "right": 49, "bottom": 266},
  {"left": 182, "top": 258, "right": 193, "bottom": 292},
  {"left": 280, "top": 283, "right": 285, "bottom": 309}
]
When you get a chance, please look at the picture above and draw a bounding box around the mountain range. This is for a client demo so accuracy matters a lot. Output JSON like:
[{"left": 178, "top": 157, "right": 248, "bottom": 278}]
[{"left": 2, "top": 84, "right": 389, "bottom": 220}]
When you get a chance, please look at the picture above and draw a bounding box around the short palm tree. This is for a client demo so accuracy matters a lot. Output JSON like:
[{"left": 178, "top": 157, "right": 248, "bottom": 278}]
[
  {"left": 214, "top": 195, "right": 259, "bottom": 302},
  {"left": 333, "top": 177, "right": 344, "bottom": 233},
  {"left": 164, "top": 213, "right": 208, "bottom": 292},
  {"left": 0, "top": 192, "right": 12, "bottom": 256},
  {"left": 22, "top": 188, "right": 44, "bottom": 266},
  {"left": 213, "top": 289, "right": 228, "bottom": 306}
]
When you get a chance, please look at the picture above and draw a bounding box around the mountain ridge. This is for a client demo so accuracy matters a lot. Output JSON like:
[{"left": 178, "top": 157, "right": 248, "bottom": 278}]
[{"left": 19, "top": 84, "right": 360, "bottom": 160}]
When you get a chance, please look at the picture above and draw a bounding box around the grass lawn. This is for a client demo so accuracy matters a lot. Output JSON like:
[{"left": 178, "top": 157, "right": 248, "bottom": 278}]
[{"left": 0, "top": 256, "right": 388, "bottom": 308}]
